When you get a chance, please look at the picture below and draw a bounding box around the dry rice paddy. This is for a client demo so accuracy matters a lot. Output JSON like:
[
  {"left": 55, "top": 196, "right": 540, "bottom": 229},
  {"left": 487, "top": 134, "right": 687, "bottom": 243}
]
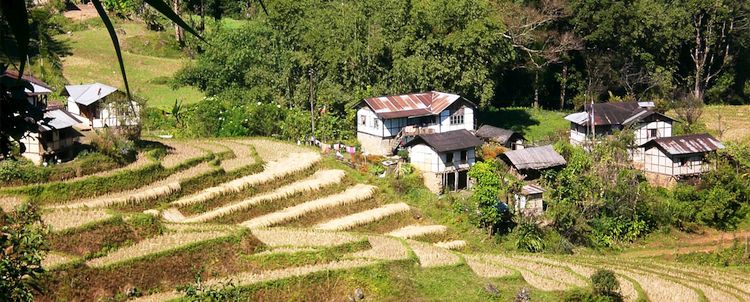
[
  {"left": 387, "top": 224, "right": 447, "bottom": 239},
  {"left": 86, "top": 230, "right": 232, "bottom": 268},
  {"left": 251, "top": 228, "right": 363, "bottom": 248},
  {"left": 315, "top": 203, "right": 411, "bottom": 231},
  {"left": 407, "top": 239, "right": 461, "bottom": 268},
  {"left": 350, "top": 235, "right": 410, "bottom": 261},
  {"left": 42, "top": 208, "right": 113, "bottom": 232}
]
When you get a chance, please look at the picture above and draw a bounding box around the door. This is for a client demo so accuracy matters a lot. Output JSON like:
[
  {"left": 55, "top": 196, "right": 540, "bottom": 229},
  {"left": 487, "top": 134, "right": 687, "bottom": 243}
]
[
  {"left": 446, "top": 172, "right": 456, "bottom": 192},
  {"left": 457, "top": 170, "right": 468, "bottom": 190}
]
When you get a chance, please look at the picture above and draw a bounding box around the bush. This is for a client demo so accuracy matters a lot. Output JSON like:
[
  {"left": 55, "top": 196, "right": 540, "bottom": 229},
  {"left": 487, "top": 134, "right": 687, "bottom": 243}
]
[
  {"left": 0, "top": 159, "right": 50, "bottom": 185},
  {"left": 90, "top": 130, "right": 137, "bottom": 164},
  {"left": 513, "top": 220, "right": 545, "bottom": 253},
  {"left": 591, "top": 269, "right": 620, "bottom": 299}
]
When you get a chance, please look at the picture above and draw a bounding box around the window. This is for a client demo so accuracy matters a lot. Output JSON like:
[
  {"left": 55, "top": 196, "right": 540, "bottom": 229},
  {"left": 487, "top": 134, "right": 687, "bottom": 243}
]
[
  {"left": 680, "top": 157, "right": 688, "bottom": 166},
  {"left": 374, "top": 119, "right": 380, "bottom": 129},
  {"left": 460, "top": 150, "right": 468, "bottom": 162},
  {"left": 360, "top": 115, "right": 366, "bottom": 126},
  {"left": 450, "top": 113, "right": 464, "bottom": 125},
  {"left": 446, "top": 152, "right": 454, "bottom": 165},
  {"left": 648, "top": 129, "right": 657, "bottom": 138}
]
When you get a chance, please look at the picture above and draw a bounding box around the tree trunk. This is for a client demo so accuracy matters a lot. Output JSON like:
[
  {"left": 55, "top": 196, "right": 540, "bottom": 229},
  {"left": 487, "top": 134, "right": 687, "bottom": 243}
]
[
  {"left": 309, "top": 68, "right": 316, "bottom": 136},
  {"left": 173, "top": 0, "right": 184, "bottom": 45},
  {"left": 199, "top": 0, "right": 205, "bottom": 32},
  {"left": 559, "top": 64, "right": 568, "bottom": 110},
  {"left": 533, "top": 71, "right": 540, "bottom": 109}
]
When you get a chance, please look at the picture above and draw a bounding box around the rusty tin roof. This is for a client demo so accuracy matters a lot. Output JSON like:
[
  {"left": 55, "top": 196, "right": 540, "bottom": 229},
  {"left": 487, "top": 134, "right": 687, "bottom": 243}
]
[
  {"left": 361, "top": 91, "right": 465, "bottom": 119},
  {"left": 641, "top": 133, "right": 724, "bottom": 155}
]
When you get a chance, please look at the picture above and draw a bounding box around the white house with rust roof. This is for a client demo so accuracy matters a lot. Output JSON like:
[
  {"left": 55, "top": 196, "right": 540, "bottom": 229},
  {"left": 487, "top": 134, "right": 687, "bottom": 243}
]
[{"left": 355, "top": 91, "right": 476, "bottom": 155}]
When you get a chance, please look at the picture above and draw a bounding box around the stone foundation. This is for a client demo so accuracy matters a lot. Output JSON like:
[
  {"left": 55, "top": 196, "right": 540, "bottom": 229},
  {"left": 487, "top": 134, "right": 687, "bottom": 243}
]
[
  {"left": 644, "top": 172, "right": 676, "bottom": 188},
  {"left": 357, "top": 132, "right": 395, "bottom": 155}
]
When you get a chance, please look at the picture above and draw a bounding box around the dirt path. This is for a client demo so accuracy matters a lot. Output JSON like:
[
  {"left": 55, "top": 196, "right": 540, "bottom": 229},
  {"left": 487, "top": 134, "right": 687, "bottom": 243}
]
[{"left": 63, "top": 3, "right": 99, "bottom": 21}]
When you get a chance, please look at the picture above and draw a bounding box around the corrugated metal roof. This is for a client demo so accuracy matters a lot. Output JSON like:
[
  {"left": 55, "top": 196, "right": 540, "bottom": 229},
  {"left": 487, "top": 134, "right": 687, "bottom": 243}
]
[
  {"left": 521, "top": 184, "right": 545, "bottom": 195},
  {"left": 566, "top": 101, "right": 673, "bottom": 126},
  {"left": 503, "top": 145, "right": 567, "bottom": 170},
  {"left": 65, "top": 83, "right": 118, "bottom": 106},
  {"left": 475, "top": 125, "right": 520, "bottom": 144},
  {"left": 1, "top": 70, "right": 53, "bottom": 95},
  {"left": 404, "top": 129, "right": 483, "bottom": 153},
  {"left": 39, "top": 109, "right": 81, "bottom": 132},
  {"left": 362, "top": 91, "right": 463, "bottom": 119},
  {"left": 642, "top": 133, "right": 724, "bottom": 155}
]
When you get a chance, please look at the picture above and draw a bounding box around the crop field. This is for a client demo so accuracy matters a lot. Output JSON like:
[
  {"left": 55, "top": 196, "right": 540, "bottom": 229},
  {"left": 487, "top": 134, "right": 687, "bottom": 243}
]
[{"left": 7, "top": 137, "right": 745, "bottom": 301}]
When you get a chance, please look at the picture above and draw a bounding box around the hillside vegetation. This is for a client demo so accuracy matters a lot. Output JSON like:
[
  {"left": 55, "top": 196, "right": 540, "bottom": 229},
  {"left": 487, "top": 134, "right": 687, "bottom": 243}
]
[{"left": 2, "top": 138, "right": 747, "bottom": 302}]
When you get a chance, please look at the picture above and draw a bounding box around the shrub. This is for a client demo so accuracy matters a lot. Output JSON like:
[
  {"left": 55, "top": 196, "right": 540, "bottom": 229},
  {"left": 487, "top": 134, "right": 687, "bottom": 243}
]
[
  {"left": 513, "top": 220, "right": 545, "bottom": 253},
  {"left": 591, "top": 269, "right": 620, "bottom": 299},
  {"left": 0, "top": 202, "right": 48, "bottom": 301},
  {"left": 90, "top": 130, "right": 137, "bottom": 164},
  {"left": 0, "top": 159, "right": 49, "bottom": 185}
]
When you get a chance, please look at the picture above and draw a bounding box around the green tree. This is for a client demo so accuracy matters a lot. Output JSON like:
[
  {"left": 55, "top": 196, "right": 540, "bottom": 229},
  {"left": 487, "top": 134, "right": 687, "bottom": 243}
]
[
  {"left": 468, "top": 161, "right": 506, "bottom": 236},
  {"left": 0, "top": 203, "right": 48, "bottom": 301}
]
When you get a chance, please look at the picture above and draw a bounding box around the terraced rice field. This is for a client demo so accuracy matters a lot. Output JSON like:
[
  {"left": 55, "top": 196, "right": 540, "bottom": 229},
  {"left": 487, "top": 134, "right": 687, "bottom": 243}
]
[{"left": 24, "top": 137, "right": 746, "bottom": 301}]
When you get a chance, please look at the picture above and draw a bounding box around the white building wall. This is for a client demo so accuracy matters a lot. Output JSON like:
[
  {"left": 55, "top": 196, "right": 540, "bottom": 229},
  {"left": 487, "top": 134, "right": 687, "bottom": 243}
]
[
  {"left": 20, "top": 132, "right": 43, "bottom": 165},
  {"left": 409, "top": 144, "right": 440, "bottom": 173},
  {"left": 569, "top": 123, "right": 586, "bottom": 146},
  {"left": 67, "top": 99, "right": 81, "bottom": 115},
  {"left": 438, "top": 106, "right": 474, "bottom": 132},
  {"left": 356, "top": 107, "right": 383, "bottom": 137}
]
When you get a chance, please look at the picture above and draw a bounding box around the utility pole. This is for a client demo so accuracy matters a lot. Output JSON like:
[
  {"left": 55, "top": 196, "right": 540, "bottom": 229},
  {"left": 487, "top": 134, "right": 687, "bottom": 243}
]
[{"left": 309, "top": 68, "right": 316, "bottom": 136}]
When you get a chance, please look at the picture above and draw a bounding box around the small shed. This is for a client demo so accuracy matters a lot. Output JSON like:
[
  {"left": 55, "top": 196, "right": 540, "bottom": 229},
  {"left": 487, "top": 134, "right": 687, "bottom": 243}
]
[
  {"left": 475, "top": 125, "right": 525, "bottom": 150},
  {"left": 641, "top": 133, "right": 724, "bottom": 180},
  {"left": 502, "top": 145, "right": 567, "bottom": 179},
  {"left": 514, "top": 184, "right": 545, "bottom": 216},
  {"left": 65, "top": 83, "right": 140, "bottom": 129}
]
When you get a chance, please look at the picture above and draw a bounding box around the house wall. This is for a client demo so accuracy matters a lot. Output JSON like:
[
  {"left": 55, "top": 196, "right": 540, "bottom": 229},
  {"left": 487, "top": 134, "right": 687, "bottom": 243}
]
[
  {"left": 409, "top": 144, "right": 440, "bottom": 173},
  {"left": 514, "top": 193, "right": 544, "bottom": 216},
  {"left": 356, "top": 107, "right": 383, "bottom": 137},
  {"left": 20, "top": 128, "right": 77, "bottom": 165},
  {"left": 357, "top": 132, "right": 393, "bottom": 155},
  {"left": 569, "top": 123, "right": 587, "bottom": 146},
  {"left": 644, "top": 147, "right": 706, "bottom": 177},
  {"left": 438, "top": 104, "right": 474, "bottom": 132},
  {"left": 632, "top": 119, "right": 672, "bottom": 161}
]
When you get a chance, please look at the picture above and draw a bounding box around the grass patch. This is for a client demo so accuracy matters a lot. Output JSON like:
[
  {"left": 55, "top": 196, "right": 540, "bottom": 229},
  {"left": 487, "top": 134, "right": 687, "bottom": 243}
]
[
  {"left": 477, "top": 106, "right": 570, "bottom": 144},
  {"left": 48, "top": 215, "right": 162, "bottom": 258},
  {"left": 58, "top": 20, "right": 203, "bottom": 110}
]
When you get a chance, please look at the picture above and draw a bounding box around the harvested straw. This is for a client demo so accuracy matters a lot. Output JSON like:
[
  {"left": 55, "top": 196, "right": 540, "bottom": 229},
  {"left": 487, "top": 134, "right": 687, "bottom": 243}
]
[
  {"left": 166, "top": 169, "right": 345, "bottom": 223},
  {"left": 171, "top": 152, "right": 321, "bottom": 206},
  {"left": 407, "top": 239, "right": 461, "bottom": 268},
  {"left": 42, "top": 208, "right": 112, "bottom": 232},
  {"left": 480, "top": 255, "right": 575, "bottom": 291},
  {"left": 350, "top": 235, "right": 410, "bottom": 261},
  {"left": 434, "top": 240, "right": 466, "bottom": 250},
  {"left": 387, "top": 224, "right": 447, "bottom": 239},
  {"left": 255, "top": 247, "right": 319, "bottom": 256},
  {"left": 605, "top": 267, "right": 701, "bottom": 302},
  {"left": 465, "top": 256, "right": 515, "bottom": 278},
  {"left": 160, "top": 141, "right": 210, "bottom": 169},
  {"left": 49, "top": 163, "right": 216, "bottom": 209},
  {"left": 0, "top": 196, "right": 22, "bottom": 213},
  {"left": 86, "top": 230, "right": 231, "bottom": 268},
  {"left": 315, "top": 203, "right": 411, "bottom": 231},
  {"left": 216, "top": 140, "right": 257, "bottom": 172},
  {"left": 240, "top": 184, "right": 377, "bottom": 229},
  {"left": 233, "top": 139, "right": 309, "bottom": 161},
  {"left": 42, "top": 252, "right": 75, "bottom": 269},
  {"left": 205, "top": 259, "right": 376, "bottom": 287},
  {"left": 252, "top": 228, "right": 362, "bottom": 248}
]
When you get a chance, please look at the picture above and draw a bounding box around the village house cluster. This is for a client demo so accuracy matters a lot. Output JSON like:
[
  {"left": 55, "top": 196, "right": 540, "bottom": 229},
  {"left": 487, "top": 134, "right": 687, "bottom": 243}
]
[
  {"left": 355, "top": 91, "right": 725, "bottom": 215},
  {"left": 3, "top": 70, "right": 140, "bottom": 165}
]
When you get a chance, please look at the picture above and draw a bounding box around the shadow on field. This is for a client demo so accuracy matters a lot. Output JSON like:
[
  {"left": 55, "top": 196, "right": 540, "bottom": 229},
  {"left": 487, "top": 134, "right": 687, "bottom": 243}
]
[{"left": 476, "top": 107, "right": 539, "bottom": 135}]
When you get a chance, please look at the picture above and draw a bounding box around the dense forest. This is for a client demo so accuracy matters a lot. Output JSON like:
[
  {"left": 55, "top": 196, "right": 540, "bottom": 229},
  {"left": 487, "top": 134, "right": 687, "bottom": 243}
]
[{"left": 168, "top": 0, "right": 749, "bottom": 140}]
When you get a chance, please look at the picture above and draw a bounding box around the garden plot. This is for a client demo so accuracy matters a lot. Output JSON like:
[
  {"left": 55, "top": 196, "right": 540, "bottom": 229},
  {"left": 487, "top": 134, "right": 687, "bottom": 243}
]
[
  {"left": 407, "top": 239, "right": 461, "bottom": 268},
  {"left": 164, "top": 169, "right": 345, "bottom": 223},
  {"left": 215, "top": 140, "right": 257, "bottom": 172},
  {"left": 171, "top": 152, "right": 321, "bottom": 206},
  {"left": 465, "top": 255, "right": 516, "bottom": 278},
  {"left": 478, "top": 254, "right": 582, "bottom": 291},
  {"left": 434, "top": 240, "right": 466, "bottom": 250},
  {"left": 86, "top": 230, "right": 232, "bottom": 268},
  {"left": 159, "top": 141, "right": 211, "bottom": 169},
  {"left": 240, "top": 184, "right": 377, "bottom": 229},
  {"left": 387, "top": 224, "right": 447, "bottom": 239},
  {"left": 42, "top": 208, "right": 113, "bottom": 232},
  {"left": 49, "top": 162, "right": 217, "bottom": 209},
  {"left": 350, "top": 235, "right": 410, "bottom": 261},
  {"left": 252, "top": 228, "right": 363, "bottom": 248},
  {"left": 315, "top": 203, "right": 411, "bottom": 231}
]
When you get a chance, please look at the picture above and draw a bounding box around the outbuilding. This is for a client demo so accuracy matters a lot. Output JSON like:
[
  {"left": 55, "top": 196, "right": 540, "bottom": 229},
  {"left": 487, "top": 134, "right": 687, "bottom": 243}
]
[
  {"left": 501, "top": 145, "right": 567, "bottom": 180},
  {"left": 514, "top": 184, "right": 546, "bottom": 216},
  {"left": 640, "top": 133, "right": 724, "bottom": 185},
  {"left": 475, "top": 125, "right": 525, "bottom": 150},
  {"left": 65, "top": 83, "right": 140, "bottom": 129},
  {"left": 404, "top": 129, "right": 483, "bottom": 193}
]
